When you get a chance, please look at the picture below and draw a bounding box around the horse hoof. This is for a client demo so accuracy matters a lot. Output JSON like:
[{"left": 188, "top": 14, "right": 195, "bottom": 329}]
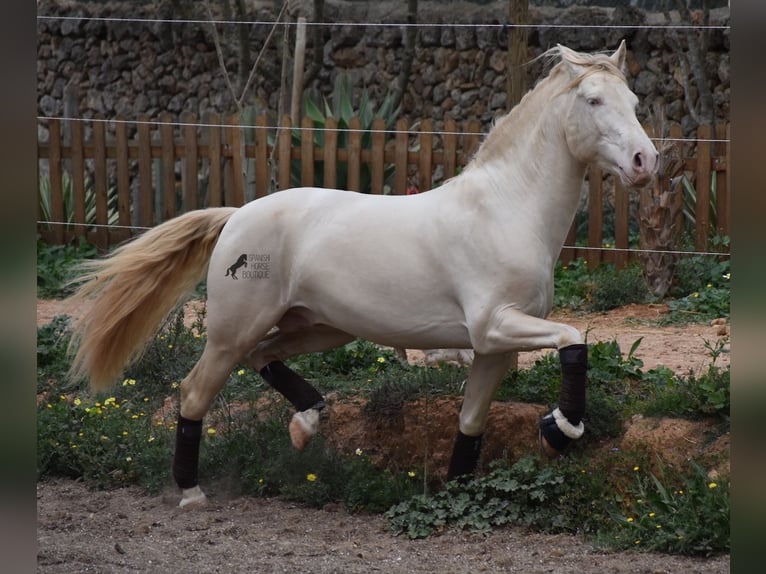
[
  {"left": 179, "top": 485, "right": 208, "bottom": 509},
  {"left": 538, "top": 431, "right": 560, "bottom": 459},
  {"left": 289, "top": 408, "right": 320, "bottom": 451}
]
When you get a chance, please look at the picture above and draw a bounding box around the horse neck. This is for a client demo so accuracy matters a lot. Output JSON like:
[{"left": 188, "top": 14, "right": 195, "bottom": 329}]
[{"left": 462, "top": 75, "right": 586, "bottom": 256}]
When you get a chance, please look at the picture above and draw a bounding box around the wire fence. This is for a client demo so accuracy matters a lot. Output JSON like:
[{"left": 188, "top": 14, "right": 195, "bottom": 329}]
[{"left": 36, "top": 5, "right": 731, "bottom": 260}]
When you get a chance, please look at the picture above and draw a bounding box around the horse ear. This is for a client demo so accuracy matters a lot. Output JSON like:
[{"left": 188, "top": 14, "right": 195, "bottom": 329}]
[
  {"left": 609, "top": 40, "right": 627, "bottom": 74},
  {"left": 556, "top": 44, "right": 587, "bottom": 77}
]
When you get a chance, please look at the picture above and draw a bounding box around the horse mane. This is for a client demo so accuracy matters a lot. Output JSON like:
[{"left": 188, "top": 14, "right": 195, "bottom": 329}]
[{"left": 465, "top": 46, "right": 625, "bottom": 170}]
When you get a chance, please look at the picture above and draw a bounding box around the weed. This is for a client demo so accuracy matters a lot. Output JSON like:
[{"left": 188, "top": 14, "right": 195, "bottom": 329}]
[{"left": 601, "top": 461, "right": 729, "bottom": 556}]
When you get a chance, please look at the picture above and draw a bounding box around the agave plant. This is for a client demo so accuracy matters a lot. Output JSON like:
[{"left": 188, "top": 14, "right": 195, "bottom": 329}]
[
  {"left": 39, "top": 171, "right": 121, "bottom": 231},
  {"left": 276, "top": 72, "right": 401, "bottom": 193}
]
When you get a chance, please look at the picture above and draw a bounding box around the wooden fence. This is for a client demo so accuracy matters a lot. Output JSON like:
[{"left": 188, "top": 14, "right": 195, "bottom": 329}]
[{"left": 37, "top": 113, "right": 730, "bottom": 267}]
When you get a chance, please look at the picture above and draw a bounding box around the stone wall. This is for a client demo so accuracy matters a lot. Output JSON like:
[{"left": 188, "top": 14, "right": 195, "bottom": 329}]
[{"left": 37, "top": 0, "right": 730, "bottom": 140}]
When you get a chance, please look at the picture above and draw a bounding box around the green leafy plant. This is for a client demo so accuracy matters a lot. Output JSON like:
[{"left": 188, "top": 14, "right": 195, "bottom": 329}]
[
  {"left": 281, "top": 72, "right": 401, "bottom": 192},
  {"left": 37, "top": 237, "right": 98, "bottom": 298},
  {"left": 553, "top": 258, "right": 590, "bottom": 310},
  {"left": 38, "top": 171, "right": 120, "bottom": 230}
]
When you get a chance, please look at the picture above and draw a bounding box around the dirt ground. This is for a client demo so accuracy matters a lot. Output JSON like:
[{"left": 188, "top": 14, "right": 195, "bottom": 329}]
[{"left": 37, "top": 300, "right": 730, "bottom": 573}]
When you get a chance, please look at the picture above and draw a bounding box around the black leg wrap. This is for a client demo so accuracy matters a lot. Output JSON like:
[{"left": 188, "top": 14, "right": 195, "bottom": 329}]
[
  {"left": 558, "top": 343, "right": 588, "bottom": 425},
  {"left": 173, "top": 415, "right": 203, "bottom": 489},
  {"left": 447, "top": 431, "right": 483, "bottom": 481},
  {"left": 538, "top": 343, "right": 588, "bottom": 455},
  {"left": 259, "top": 361, "right": 325, "bottom": 412}
]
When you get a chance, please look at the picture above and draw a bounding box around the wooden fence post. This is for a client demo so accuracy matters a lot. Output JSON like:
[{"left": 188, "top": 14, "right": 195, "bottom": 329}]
[
  {"left": 370, "top": 117, "right": 386, "bottom": 194},
  {"left": 419, "top": 118, "right": 434, "bottom": 192},
  {"left": 443, "top": 117, "right": 458, "bottom": 180},
  {"left": 208, "top": 112, "right": 223, "bottom": 207},
  {"left": 347, "top": 116, "right": 362, "bottom": 192},
  {"left": 254, "top": 114, "right": 269, "bottom": 198},
  {"left": 114, "top": 115, "right": 131, "bottom": 243},
  {"left": 48, "top": 119, "right": 65, "bottom": 244},
  {"left": 278, "top": 115, "right": 292, "bottom": 191},
  {"left": 92, "top": 115, "right": 109, "bottom": 248},
  {"left": 695, "top": 124, "right": 712, "bottom": 251},
  {"left": 137, "top": 114, "right": 153, "bottom": 226},
  {"left": 70, "top": 118, "right": 85, "bottom": 238},
  {"left": 300, "top": 115, "right": 315, "bottom": 187},
  {"left": 183, "top": 112, "right": 199, "bottom": 211},
  {"left": 228, "top": 114, "right": 245, "bottom": 206},
  {"left": 160, "top": 113, "right": 176, "bottom": 220},
  {"left": 324, "top": 116, "right": 339, "bottom": 190},
  {"left": 394, "top": 118, "right": 409, "bottom": 195},
  {"left": 587, "top": 166, "right": 603, "bottom": 270}
]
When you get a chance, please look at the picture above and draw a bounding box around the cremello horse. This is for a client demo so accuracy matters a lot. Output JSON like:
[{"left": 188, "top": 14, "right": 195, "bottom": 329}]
[{"left": 69, "top": 42, "right": 658, "bottom": 508}]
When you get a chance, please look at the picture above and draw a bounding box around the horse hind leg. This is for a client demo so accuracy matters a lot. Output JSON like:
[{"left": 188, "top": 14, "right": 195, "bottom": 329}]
[
  {"left": 173, "top": 342, "right": 241, "bottom": 508},
  {"left": 244, "top": 324, "right": 355, "bottom": 450}
]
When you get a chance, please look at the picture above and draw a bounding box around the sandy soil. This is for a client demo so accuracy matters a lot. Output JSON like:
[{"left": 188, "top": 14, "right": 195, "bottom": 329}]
[{"left": 36, "top": 300, "right": 730, "bottom": 573}]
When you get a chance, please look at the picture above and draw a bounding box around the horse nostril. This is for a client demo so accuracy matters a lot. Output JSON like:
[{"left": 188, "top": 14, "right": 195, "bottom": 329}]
[{"left": 633, "top": 152, "right": 643, "bottom": 170}]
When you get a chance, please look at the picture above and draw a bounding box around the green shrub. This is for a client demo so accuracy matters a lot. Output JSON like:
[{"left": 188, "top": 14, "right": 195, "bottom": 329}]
[
  {"left": 37, "top": 237, "right": 98, "bottom": 298},
  {"left": 587, "top": 264, "right": 650, "bottom": 311}
]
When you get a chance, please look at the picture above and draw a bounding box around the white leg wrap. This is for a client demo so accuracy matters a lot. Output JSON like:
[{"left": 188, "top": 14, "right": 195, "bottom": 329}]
[
  {"left": 552, "top": 407, "right": 585, "bottom": 440},
  {"left": 179, "top": 485, "right": 207, "bottom": 508},
  {"left": 289, "top": 408, "right": 320, "bottom": 451}
]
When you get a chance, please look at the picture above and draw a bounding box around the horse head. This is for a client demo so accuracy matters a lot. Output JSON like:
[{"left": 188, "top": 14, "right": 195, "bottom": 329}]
[{"left": 556, "top": 41, "right": 658, "bottom": 188}]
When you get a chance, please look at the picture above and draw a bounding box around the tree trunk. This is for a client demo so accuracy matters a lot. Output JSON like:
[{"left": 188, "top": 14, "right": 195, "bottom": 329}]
[
  {"left": 506, "top": 0, "right": 529, "bottom": 109},
  {"left": 638, "top": 108, "right": 684, "bottom": 298},
  {"left": 391, "top": 0, "right": 418, "bottom": 113}
]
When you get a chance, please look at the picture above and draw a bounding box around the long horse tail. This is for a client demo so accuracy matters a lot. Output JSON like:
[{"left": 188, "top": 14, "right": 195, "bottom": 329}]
[{"left": 67, "top": 207, "right": 238, "bottom": 392}]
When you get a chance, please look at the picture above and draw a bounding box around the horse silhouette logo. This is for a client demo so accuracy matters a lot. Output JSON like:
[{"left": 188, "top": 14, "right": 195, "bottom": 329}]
[{"left": 225, "top": 254, "right": 248, "bottom": 279}]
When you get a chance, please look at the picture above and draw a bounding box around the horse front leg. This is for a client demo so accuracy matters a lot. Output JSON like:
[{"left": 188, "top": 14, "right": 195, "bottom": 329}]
[
  {"left": 447, "top": 351, "right": 517, "bottom": 481},
  {"left": 473, "top": 307, "right": 588, "bottom": 458}
]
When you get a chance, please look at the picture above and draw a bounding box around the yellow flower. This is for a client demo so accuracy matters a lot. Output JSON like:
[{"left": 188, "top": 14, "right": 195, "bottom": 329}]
[
  {"left": 46, "top": 404, "right": 52, "bottom": 409},
  {"left": 131, "top": 415, "right": 139, "bottom": 420},
  {"left": 408, "top": 471, "right": 416, "bottom": 478},
  {"left": 649, "top": 512, "right": 656, "bottom": 518},
  {"left": 633, "top": 466, "right": 639, "bottom": 472},
  {"left": 126, "top": 457, "right": 132, "bottom": 462},
  {"left": 708, "top": 482, "right": 718, "bottom": 489},
  {"left": 355, "top": 448, "right": 363, "bottom": 456},
  {"left": 706, "top": 283, "right": 712, "bottom": 288},
  {"left": 168, "top": 344, "right": 174, "bottom": 349},
  {"left": 147, "top": 436, "right": 155, "bottom": 443},
  {"left": 171, "top": 382, "right": 179, "bottom": 389},
  {"left": 73, "top": 398, "right": 82, "bottom": 406},
  {"left": 122, "top": 431, "right": 128, "bottom": 436},
  {"left": 377, "top": 356, "right": 386, "bottom": 363},
  {"left": 306, "top": 473, "right": 317, "bottom": 482},
  {"left": 626, "top": 517, "right": 634, "bottom": 523},
  {"left": 207, "top": 428, "right": 217, "bottom": 435},
  {"left": 692, "top": 292, "right": 699, "bottom": 298},
  {"left": 122, "top": 378, "right": 136, "bottom": 386},
  {"left": 237, "top": 369, "right": 246, "bottom": 376}
]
